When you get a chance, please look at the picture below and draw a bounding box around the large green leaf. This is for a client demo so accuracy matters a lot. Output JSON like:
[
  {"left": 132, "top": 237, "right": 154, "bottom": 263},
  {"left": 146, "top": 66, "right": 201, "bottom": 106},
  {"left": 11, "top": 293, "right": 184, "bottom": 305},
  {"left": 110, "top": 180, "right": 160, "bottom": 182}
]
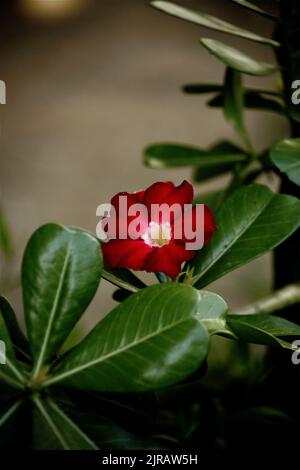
[
  {"left": 200, "top": 38, "right": 276, "bottom": 76},
  {"left": 44, "top": 284, "right": 211, "bottom": 392},
  {"left": 150, "top": 1, "right": 279, "bottom": 47},
  {"left": 191, "top": 184, "right": 300, "bottom": 288},
  {"left": 55, "top": 401, "right": 164, "bottom": 450},
  {"left": 22, "top": 224, "right": 103, "bottom": 380},
  {"left": 231, "top": 0, "right": 277, "bottom": 20},
  {"left": 144, "top": 141, "right": 246, "bottom": 169},
  {"left": 0, "top": 310, "right": 25, "bottom": 389},
  {"left": 0, "top": 297, "right": 30, "bottom": 362},
  {"left": 209, "top": 91, "right": 285, "bottom": 115},
  {"left": 227, "top": 314, "right": 300, "bottom": 350},
  {"left": 270, "top": 138, "right": 300, "bottom": 186},
  {"left": 32, "top": 396, "right": 98, "bottom": 450}
]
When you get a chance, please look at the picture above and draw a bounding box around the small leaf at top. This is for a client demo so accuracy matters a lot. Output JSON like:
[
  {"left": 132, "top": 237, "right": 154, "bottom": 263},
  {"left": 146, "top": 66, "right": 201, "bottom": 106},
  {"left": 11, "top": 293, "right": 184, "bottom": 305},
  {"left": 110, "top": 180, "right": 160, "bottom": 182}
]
[
  {"left": 200, "top": 38, "right": 277, "bottom": 76},
  {"left": 144, "top": 142, "right": 246, "bottom": 169},
  {"left": 150, "top": 1, "right": 279, "bottom": 46},
  {"left": 231, "top": 0, "right": 277, "bottom": 20}
]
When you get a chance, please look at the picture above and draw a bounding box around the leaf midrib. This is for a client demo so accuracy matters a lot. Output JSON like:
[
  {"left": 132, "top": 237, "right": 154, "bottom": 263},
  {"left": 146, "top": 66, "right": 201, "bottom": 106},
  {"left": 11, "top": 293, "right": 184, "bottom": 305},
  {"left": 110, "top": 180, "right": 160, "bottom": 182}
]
[
  {"left": 48, "top": 400, "right": 98, "bottom": 449},
  {"left": 0, "top": 369, "right": 24, "bottom": 389},
  {"left": 34, "top": 396, "right": 69, "bottom": 449},
  {"left": 0, "top": 400, "right": 22, "bottom": 427},
  {"left": 32, "top": 238, "right": 72, "bottom": 379},
  {"left": 5, "top": 356, "right": 25, "bottom": 384},
  {"left": 45, "top": 311, "right": 198, "bottom": 387},
  {"left": 280, "top": 159, "right": 300, "bottom": 172}
]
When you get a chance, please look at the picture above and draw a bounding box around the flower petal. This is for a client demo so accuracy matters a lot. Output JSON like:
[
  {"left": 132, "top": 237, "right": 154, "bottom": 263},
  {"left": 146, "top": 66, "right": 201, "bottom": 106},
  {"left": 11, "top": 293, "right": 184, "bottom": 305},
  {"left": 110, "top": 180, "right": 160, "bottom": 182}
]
[
  {"left": 102, "top": 239, "right": 152, "bottom": 271},
  {"left": 144, "top": 245, "right": 183, "bottom": 279},
  {"left": 164, "top": 180, "right": 194, "bottom": 207},
  {"left": 143, "top": 180, "right": 192, "bottom": 207},
  {"left": 167, "top": 240, "right": 196, "bottom": 262},
  {"left": 108, "top": 190, "right": 148, "bottom": 238},
  {"left": 175, "top": 204, "right": 216, "bottom": 245},
  {"left": 111, "top": 190, "right": 145, "bottom": 214}
]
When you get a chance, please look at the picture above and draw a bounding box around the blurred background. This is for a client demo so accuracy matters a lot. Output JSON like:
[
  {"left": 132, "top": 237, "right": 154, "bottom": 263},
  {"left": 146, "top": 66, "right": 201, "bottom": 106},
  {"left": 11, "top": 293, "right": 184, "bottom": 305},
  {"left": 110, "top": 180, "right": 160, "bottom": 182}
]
[{"left": 0, "top": 0, "right": 289, "bottom": 336}]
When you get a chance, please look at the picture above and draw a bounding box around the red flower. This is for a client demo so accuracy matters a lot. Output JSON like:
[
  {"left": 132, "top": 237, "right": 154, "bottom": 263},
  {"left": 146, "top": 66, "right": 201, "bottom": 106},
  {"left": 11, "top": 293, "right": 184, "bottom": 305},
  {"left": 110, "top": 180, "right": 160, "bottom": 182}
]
[{"left": 101, "top": 181, "right": 216, "bottom": 279}]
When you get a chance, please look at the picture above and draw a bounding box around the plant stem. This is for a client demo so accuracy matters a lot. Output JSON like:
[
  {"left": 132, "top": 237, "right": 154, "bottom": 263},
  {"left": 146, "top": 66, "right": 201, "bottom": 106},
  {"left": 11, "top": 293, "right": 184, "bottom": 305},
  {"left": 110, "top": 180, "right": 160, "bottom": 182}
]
[{"left": 234, "top": 284, "right": 300, "bottom": 316}]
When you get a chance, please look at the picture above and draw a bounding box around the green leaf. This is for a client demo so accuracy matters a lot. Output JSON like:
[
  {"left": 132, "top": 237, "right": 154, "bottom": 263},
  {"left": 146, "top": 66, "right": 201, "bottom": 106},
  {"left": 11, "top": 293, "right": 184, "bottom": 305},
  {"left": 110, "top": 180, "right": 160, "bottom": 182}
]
[
  {"left": 270, "top": 138, "right": 300, "bottom": 186},
  {"left": 44, "top": 284, "right": 210, "bottom": 392},
  {"left": 57, "top": 402, "right": 164, "bottom": 450},
  {"left": 22, "top": 223, "right": 103, "bottom": 380},
  {"left": 223, "top": 68, "right": 252, "bottom": 151},
  {"left": 69, "top": 390, "right": 158, "bottom": 431},
  {"left": 102, "top": 267, "right": 145, "bottom": 293},
  {"left": 0, "top": 297, "right": 30, "bottom": 362},
  {"left": 194, "top": 163, "right": 240, "bottom": 185},
  {"left": 209, "top": 91, "right": 285, "bottom": 115},
  {"left": 150, "top": 1, "right": 279, "bottom": 47},
  {"left": 193, "top": 190, "right": 224, "bottom": 213},
  {"left": 0, "top": 309, "right": 25, "bottom": 389},
  {"left": 227, "top": 314, "right": 300, "bottom": 349},
  {"left": 200, "top": 38, "right": 276, "bottom": 76},
  {"left": 231, "top": 0, "right": 277, "bottom": 20},
  {"left": 0, "top": 399, "right": 24, "bottom": 450},
  {"left": 195, "top": 291, "right": 229, "bottom": 336},
  {"left": 0, "top": 400, "right": 22, "bottom": 430},
  {"left": 144, "top": 142, "right": 246, "bottom": 169},
  {"left": 192, "top": 140, "right": 246, "bottom": 182},
  {"left": 183, "top": 83, "right": 280, "bottom": 97},
  {"left": 191, "top": 184, "right": 300, "bottom": 288},
  {"left": 32, "top": 396, "right": 98, "bottom": 450},
  {"left": 0, "top": 208, "right": 13, "bottom": 258}
]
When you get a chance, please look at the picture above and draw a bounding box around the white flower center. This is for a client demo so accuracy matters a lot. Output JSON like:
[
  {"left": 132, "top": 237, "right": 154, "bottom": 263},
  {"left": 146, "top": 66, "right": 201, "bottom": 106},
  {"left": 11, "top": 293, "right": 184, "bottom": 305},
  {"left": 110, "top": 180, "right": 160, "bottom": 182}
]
[{"left": 142, "top": 222, "right": 172, "bottom": 247}]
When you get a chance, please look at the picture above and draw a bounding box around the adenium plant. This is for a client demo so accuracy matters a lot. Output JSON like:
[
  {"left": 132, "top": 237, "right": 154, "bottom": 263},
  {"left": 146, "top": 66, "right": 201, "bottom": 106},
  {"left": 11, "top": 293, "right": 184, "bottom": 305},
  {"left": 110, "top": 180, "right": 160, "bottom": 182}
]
[{"left": 2, "top": 0, "right": 300, "bottom": 452}]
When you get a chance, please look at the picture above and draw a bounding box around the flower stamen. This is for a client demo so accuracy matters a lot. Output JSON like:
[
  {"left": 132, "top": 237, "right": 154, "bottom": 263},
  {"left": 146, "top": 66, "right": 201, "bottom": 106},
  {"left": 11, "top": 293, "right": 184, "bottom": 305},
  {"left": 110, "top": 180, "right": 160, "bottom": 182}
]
[{"left": 142, "top": 222, "right": 171, "bottom": 247}]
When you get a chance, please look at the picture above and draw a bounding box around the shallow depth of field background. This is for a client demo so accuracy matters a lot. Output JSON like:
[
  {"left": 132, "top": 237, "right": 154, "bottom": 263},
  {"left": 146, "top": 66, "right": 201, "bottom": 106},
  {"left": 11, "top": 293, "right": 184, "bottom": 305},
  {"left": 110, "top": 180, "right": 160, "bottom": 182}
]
[{"left": 0, "top": 0, "right": 287, "bottom": 336}]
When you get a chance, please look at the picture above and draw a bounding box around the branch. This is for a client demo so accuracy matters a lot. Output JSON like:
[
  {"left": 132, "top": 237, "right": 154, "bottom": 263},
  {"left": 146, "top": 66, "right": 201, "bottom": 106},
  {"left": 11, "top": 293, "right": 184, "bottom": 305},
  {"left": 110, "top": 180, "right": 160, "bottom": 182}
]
[{"left": 234, "top": 284, "right": 300, "bottom": 316}]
